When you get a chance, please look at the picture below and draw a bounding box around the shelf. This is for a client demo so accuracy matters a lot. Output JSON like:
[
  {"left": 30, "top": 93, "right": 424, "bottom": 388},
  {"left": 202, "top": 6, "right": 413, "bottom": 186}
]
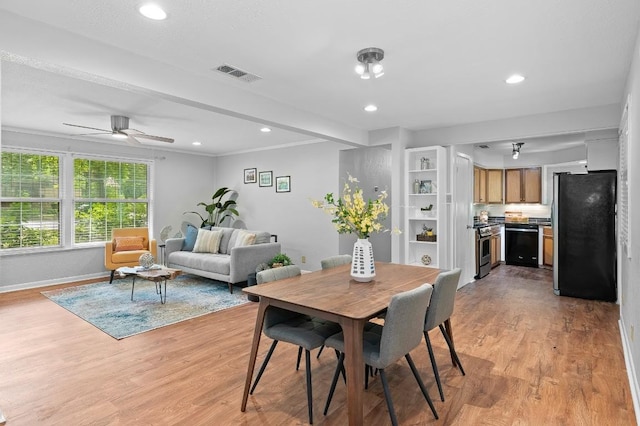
[
  {"left": 408, "top": 261, "right": 439, "bottom": 268},
  {"left": 409, "top": 193, "right": 438, "bottom": 196},
  {"left": 409, "top": 240, "right": 438, "bottom": 245},
  {"left": 408, "top": 169, "right": 437, "bottom": 173},
  {"left": 409, "top": 217, "right": 437, "bottom": 221}
]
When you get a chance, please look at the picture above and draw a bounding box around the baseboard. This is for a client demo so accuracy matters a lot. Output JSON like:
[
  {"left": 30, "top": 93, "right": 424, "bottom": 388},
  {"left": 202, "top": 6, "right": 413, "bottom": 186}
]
[
  {"left": 619, "top": 318, "right": 640, "bottom": 422},
  {"left": 0, "top": 272, "right": 108, "bottom": 293}
]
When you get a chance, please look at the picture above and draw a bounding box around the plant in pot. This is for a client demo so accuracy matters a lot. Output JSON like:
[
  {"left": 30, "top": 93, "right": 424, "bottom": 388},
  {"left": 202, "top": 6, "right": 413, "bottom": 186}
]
[
  {"left": 268, "top": 253, "right": 292, "bottom": 268},
  {"left": 185, "top": 187, "right": 239, "bottom": 227}
]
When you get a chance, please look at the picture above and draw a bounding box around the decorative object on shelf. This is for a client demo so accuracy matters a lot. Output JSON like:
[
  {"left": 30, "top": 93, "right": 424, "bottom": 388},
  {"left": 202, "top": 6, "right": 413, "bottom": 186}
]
[
  {"left": 421, "top": 254, "right": 432, "bottom": 265},
  {"left": 184, "top": 187, "right": 239, "bottom": 228},
  {"left": 413, "top": 179, "right": 421, "bottom": 194},
  {"left": 420, "top": 157, "right": 430, "bottom": 170},
  {"left": 312, "top": 173, "right": 398, "bottom": 282},
  {"left": 139, "top": 252, "right": 155, "bottom": 269},
  {"left": 420, "top": 204, "right": 434, "bottom": 217},
  {"left": 417, "top": 225, "right": 437, "bottom": 242},
  {"left": 275, "top": 175, "right": 291, "bottom": 193},
  {"left": 244, "top": 168, "right": 257, "bottom": 183},
  {"left": 420, "top": 180, "right": 432, "bottom": 194}
]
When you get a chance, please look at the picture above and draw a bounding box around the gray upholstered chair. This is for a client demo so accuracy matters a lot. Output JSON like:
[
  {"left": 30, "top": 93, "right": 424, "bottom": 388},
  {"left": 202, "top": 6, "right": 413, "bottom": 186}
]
[
  {"left": 323, "top": 283, "right": 439, "bottom": 425},
  {"left": 250, "top": 265, "right": 341, "bottom": 424},
  {"left": 423, "top": 267, "right": 465, "bottom": 401},
  {"left": 320, "top": 254, "right": 352, "bottom": 270}
]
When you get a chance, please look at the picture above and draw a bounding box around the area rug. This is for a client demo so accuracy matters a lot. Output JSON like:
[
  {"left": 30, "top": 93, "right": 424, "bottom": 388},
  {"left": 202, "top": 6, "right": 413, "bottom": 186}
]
[{"left": 41, "top": 275, "right": 249, "bottom": 339}]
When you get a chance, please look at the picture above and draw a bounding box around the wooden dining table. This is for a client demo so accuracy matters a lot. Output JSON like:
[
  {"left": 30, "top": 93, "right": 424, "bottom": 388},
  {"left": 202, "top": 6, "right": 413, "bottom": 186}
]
[{"left": 240, "top": 261, "right": 442, "bottom": 425}]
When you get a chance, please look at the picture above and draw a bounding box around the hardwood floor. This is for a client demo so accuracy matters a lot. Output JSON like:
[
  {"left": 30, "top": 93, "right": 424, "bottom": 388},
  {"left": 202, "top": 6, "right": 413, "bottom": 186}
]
[{"left": 0, "top": 265, "right": 635, "bottom": 425}]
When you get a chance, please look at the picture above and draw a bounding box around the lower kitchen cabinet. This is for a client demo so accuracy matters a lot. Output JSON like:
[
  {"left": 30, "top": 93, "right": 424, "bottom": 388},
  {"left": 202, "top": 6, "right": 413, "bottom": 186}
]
[
  {"left": 490, "top": 232, "right": 501, "bottom": 268},
  {"left": 543, "top": 226, "right": 553, "bottom": 266}
]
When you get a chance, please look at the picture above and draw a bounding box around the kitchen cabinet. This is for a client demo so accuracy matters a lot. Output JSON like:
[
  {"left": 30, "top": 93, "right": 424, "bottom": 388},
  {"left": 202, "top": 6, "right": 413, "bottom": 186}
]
[
  {"left": 474, "top": 166, "right": 487, "bottom": 203},
  {"left": 486, "top": 169, "right": 503, "bottom": 204},
  {"left": 505, "top": 167, "right": 541, "bottom": 203},
  {"left": 543, "top": 226, "right": 553, "bottom": 266},
  {"left": 404, "top": 146, "right": 448, "bottom": 268},
  {"left": 490, "top": 232, "right": 501, "bottom": 268}
]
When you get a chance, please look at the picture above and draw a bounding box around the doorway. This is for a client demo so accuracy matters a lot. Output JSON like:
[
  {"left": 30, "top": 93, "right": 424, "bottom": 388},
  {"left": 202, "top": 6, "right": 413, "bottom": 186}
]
[{"left": 453, "top": 153, "right": 475, "bottom": 286}]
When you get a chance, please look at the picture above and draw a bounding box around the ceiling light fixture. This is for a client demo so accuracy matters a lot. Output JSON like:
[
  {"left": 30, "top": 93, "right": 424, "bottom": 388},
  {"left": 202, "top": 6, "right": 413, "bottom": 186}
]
[
  {"left": 364, "top": 104, "right": 378, "bottom": 112},
  {"left": 355, "top": 47, "right": 385, "bottom": 79},
  {"left": 111, "top": 132, "right": 128, "bottom": 140},
  {"left": 192, "top": 141, "right": 202, "bottom": 146},
  {"left": 260, "top": 127, "right": 271, "bottom": 133},
  {"left": 139, "top": 3, "right": 167, "bottom": 20},
  {"left": 512, "top": 142, "right": 524, "bottom": 159},
  {"left": 506, "top": 74, "right": 525, "bottom": 84}
]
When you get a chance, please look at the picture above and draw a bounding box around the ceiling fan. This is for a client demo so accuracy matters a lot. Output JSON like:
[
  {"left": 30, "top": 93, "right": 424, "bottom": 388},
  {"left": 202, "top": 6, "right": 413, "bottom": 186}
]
[{"left": 63, "top": 115, "right": 174, "bottom": 144}]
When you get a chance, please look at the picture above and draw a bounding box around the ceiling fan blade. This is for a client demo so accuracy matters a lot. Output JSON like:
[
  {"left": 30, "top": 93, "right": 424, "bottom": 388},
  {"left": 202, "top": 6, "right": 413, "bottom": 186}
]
[
  {"left": 63, "top": 123, "right": 111, "bottom": 133},
  {"left": 69, "top": 132, "right": 111, "bottom": 136},
  {"left": 125, "top": 135, "right": 141, "bottom": 145},
  {"left": 122, "top": 128, "right": 174, "bottom": 143}
]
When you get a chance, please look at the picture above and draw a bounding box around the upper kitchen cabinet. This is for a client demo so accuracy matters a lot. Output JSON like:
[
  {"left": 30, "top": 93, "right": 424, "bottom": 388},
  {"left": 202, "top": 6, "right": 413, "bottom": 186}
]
[
  {"left": 473, "top": 166, "right": 487, "bottom": 203},
  {"left": 486, "top": 169, "right": 504, "bottom": 203},
  {"left": 505, "top": 167, "right": 542, "bottom": 203}
]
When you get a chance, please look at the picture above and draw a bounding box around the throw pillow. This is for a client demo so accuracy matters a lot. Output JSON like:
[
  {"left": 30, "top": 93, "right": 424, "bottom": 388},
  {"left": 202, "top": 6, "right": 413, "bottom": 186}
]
[
  {"left": 182, "top": 224, "right": 199, "bottom": 251},
  {"left": 193, "top": 229, "right": 223, "bottom": 253},
  {"left": 113, "top": 236, "right": 144, "bottom": 252},
  {"left": 234, "top": 229, "right": 256, "bottom": 248}
]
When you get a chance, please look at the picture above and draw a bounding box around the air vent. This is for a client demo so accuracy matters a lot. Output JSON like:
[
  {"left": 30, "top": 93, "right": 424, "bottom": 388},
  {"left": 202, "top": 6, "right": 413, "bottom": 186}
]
[
  {"left": 478, "top": 144, "right": 490, "bottom": 149},
  {"left": 214, "top": 64, "right": 262, "bottom": 83}
]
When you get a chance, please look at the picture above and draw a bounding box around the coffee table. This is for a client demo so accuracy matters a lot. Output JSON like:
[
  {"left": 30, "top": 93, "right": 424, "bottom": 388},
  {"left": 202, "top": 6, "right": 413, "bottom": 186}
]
[{"left": 117, "top": 266, "right": 182, "bottom": 304}]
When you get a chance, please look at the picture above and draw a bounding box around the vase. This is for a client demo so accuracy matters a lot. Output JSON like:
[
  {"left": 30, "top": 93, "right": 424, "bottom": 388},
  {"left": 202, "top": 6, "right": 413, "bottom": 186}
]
[{"left": 351, "top": 238, "right": 376, "bottom": 282}]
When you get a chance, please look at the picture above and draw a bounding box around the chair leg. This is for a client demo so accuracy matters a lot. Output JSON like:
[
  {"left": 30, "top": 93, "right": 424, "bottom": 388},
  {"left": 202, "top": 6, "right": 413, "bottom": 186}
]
[
  {"left": 425, "top": 331, "right": 445, "bottom": 401},
  {"left": 405, "top": 354, "right": 439, "bottom": 420},
  {"left": 324, "top": 352, "right": 345, "bottom": 415},
  {"left": 109, "top": 270, "right": 115, "bottom": 284},
  {"left": 296, "top": 346, "right": 303, "bottom": 371},
  {"left": 378, "top": 369, "right": 398, "bottom": 426},
  {"left": 316, "top": 344, "right": 325, "bottom": 359},
  {"left": 250, "top": 340, "right": 278, "bottom": 394},
  {"left": 439, "top": 323, "right": 465, "bottom": 375},
  {"left": 304, "top": 349, "right": 314, "bottom": 424},
  {"left": 365, "top": 365, "right": 369, "bottom": 390}
]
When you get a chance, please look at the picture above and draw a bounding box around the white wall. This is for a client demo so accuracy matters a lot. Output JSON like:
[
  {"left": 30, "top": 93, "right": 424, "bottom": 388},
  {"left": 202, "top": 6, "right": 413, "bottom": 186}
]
[
  {"left": 0, "top": 131, "right": 217, "bottom": 291},
  {"left": 212, "top": 141, "right": 347, "bottom": 271},
  {"left": 620, "top": 25, "right": 640, "bottom": 416}
]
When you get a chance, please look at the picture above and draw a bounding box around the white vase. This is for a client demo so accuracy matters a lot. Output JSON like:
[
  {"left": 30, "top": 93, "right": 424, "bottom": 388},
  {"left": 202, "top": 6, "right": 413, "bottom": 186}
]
[{"left": 351, "top": 238, "right": 376, "bottom": 282}]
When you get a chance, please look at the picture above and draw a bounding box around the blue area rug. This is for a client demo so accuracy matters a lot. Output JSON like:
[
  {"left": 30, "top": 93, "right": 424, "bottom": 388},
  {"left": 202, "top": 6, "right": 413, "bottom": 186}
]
[{"left": 42, "top": 274, "right": 249, "bottom": 339}]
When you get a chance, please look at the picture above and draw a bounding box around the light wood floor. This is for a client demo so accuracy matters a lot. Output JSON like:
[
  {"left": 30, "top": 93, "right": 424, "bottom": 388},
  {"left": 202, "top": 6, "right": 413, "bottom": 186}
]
[{"left": 0, "top": 265, "right": 635, "bottom": 425}]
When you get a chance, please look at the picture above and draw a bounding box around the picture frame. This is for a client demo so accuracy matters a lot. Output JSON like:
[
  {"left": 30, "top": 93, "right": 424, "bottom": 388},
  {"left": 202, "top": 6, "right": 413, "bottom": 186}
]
[
  {"left": 419, "top": 179, "right": 432, "bottom": 194},
  {"left": 259, "top": 171, "right": 273, "bottom": 187},
  {"left": 244, "top": 168, "right": 257, "bottom": 184},
  {"left": 275, "top": 175, "right": 291, "bottom": 193}
]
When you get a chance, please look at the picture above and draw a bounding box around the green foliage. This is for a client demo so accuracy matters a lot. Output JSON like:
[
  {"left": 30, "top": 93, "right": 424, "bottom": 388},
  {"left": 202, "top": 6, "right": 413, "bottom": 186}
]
[
  {"left": 185, "top": 187, "right": 239, "bottom": 227},
  {"left": 268, "top": 253, "right": 292, "bottom": 267}
]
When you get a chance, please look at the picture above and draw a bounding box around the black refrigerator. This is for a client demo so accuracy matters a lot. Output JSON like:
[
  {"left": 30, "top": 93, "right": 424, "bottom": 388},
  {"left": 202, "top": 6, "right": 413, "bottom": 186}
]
[{"left": 552, "top": 170, "right": 617, "bottom": 302}]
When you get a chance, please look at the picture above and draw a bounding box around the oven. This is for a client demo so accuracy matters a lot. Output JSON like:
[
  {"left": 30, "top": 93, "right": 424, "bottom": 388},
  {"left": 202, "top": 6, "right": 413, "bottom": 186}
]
[
  {"left": 476, "top": 226, "right": 492, "bottom": 279},
  {"left": 505, "top": 223, "right": 539, "bottom": 267}
]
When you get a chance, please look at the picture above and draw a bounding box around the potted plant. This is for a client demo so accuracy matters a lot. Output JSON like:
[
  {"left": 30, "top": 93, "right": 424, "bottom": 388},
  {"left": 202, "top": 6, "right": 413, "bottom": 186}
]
[
  {"left": 185, "top": 187, "right": 239, "bottom": 227},
  {"left": 268, "top": 253, "right": 292, "bottom": 268}
]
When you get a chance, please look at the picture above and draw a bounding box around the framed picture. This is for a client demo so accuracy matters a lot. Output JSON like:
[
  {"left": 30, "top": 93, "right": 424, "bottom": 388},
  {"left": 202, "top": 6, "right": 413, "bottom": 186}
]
[
  {"left": 244, "top": 168, "right": 257, "bottom": 184},
  {"left": 259, "top": 171, "right": 273, "bottom": 187},
  {"left": 275, "top": 175, "right": 291, "bottom": 193}
]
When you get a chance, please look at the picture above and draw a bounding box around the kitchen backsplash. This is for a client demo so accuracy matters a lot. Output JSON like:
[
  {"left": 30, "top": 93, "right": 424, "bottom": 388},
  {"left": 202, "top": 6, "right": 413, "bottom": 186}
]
[{"left": 474, "top": 204, "right": 551, "bottom": 218}]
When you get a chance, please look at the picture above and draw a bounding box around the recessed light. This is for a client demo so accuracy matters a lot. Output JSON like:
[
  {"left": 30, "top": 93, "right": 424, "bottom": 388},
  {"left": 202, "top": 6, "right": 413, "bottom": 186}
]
[
  {"left": 139, "top": 4, "right": 167, "bottom": 20},
  {"left": 364, "top": 104, "right": 378, "bottom": 112},
  {"left": 506, "top": 74, "right": 525, "bottom": 84},
  {"left": 192, "top": 141, "right": 201, "bottom": 146},
  {"left": 260, "top": 127, "right": 271, "bottom": 133}
]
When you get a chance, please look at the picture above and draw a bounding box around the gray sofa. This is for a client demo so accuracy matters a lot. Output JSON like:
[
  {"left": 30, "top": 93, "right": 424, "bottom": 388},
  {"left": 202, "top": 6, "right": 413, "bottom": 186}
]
[{"left": 165, "top": 226, "right": 281, "bottom": 293}]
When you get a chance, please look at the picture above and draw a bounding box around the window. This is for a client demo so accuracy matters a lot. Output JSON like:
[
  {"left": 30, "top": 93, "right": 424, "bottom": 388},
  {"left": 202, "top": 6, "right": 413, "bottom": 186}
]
[
  {"left": 1, "top": 151, "right": 61, "bottom": 249},
  {"left": 1, "top": 149, "right": 152, "bottom": 252},
  {"left": 74, "top": 158, "right": 149, "bottom": 243}
]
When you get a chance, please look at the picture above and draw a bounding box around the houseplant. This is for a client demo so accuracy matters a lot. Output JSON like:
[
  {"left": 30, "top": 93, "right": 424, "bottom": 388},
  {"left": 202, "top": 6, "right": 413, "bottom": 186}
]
[
  {"left": 185, "top": 187, "right": 239, "bottom": 227},
  {"left": 268, "top": 253, "right": 292, "bottom": 268},
  {"left": 312, "top": 174, "right": 394, "bottom": 282}
]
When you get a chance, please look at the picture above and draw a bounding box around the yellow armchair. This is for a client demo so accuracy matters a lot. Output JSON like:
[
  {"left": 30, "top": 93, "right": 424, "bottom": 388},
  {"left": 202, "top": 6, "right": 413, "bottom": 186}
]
[{"left": 105, "top": 227, "right": 157, "bottom": 283}]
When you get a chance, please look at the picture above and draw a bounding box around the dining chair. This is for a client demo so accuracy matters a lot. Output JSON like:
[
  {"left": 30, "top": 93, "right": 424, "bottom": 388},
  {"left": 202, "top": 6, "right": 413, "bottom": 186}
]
[
  {"left": 320, "top": 254, "right": 352, "bottom": 270},
  {"left": 323, "top": 283, "right": 439, "bottom": 425},
  {"left": 250, "top": 265, "right": 341, "bottom": 424},
  {"left": 423, "top": 267, "right": 465, "bottom": 401}
]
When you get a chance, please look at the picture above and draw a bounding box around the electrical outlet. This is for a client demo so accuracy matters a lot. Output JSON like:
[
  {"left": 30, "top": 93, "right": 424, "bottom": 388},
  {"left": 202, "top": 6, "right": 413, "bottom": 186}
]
[{"left": 301, "top": 256, "right": 306, "bottom": 263}]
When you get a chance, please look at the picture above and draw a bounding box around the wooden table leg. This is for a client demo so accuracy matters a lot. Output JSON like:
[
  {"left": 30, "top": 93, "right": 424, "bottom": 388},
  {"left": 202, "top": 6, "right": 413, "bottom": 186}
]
[
  {"left": 444, "top": 318, "right": 457, "bottom": 367},
  {"left": 340, "top": 317, "right": 365, "bottom": 425},
  {"left": 241, "top": 300, "right": 269, "bottom": 411}
]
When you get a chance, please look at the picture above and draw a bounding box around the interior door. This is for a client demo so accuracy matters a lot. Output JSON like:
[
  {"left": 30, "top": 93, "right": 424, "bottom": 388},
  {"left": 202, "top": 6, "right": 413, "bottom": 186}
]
[{"left": 454, "top": 153, "right": 475, "bottom": 287}]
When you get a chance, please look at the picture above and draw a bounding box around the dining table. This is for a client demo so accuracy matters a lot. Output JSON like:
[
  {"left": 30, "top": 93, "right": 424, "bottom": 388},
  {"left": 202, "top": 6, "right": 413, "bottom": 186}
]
[{"left": 240, "top": 261, "right": 444, "bottom": 425}]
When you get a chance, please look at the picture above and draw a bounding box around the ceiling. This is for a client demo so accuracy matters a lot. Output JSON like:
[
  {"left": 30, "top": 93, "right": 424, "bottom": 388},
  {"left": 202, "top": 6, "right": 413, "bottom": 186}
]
[{"left": 1, "top": 1, "right": 639, "bottom": 156}]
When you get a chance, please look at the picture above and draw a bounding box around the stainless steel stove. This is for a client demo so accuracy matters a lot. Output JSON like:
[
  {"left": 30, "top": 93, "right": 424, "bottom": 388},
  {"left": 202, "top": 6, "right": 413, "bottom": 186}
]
[{"left": 475, "top": 225, "right": 492, "bottom": 279}]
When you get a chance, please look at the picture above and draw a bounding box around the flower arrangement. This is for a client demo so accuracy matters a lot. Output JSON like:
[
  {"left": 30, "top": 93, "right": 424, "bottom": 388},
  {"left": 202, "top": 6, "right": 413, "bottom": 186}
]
[{"left": 312, "top": 174, "right": 394, "bottom": 239}]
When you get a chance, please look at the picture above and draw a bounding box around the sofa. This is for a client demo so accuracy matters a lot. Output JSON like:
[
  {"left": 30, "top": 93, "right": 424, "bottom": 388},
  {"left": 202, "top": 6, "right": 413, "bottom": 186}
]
[{"left": 165, "top": 225, "right": 281, "bottom": 293}]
